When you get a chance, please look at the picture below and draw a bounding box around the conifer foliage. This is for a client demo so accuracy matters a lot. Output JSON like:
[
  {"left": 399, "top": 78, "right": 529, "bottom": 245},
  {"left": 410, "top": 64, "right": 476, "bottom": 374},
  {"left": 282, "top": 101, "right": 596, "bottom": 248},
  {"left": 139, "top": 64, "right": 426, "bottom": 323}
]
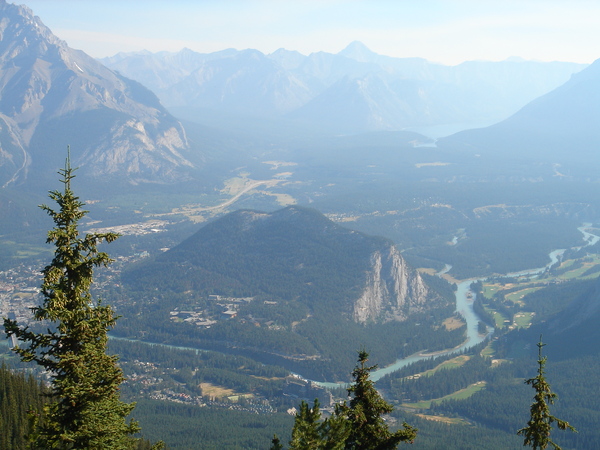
[
  {"left": 0, "top": 362, "right": 48, "bottom": 450},
  {"left": 3, "top": 155, "right": 140, "bottom": 449},
  {"left": 343, "top": 350, "right": 417, "bottom": 449},
  {"left": 272, "top": 350, "right": 417, "bottom": 449},
  {"left": 287, "top": 399, "right": 349, "bottom": 450},
  {"left": 517, "top": 337, "right": 576, "bottom": 450}
]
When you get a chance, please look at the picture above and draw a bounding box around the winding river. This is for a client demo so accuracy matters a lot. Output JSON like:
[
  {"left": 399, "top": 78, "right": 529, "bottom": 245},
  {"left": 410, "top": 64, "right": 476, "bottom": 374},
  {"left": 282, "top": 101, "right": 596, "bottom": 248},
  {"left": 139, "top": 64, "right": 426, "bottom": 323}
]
[
  {"left": 316, "top": 223, "right": 600, "bottom": 386},
  {"left": 110, "top": 223, "right": 600, "bottom": 387},
  {"left": 314, "top": 278, "right": 489, "bottom": 387}
]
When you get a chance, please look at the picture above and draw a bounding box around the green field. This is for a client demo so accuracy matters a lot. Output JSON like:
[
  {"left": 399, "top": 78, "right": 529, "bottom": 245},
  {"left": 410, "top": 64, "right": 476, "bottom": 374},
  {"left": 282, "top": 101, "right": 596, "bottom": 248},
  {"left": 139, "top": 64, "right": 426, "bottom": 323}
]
[
  {"left": 483, "top": 285, "right": 500, "bottom": 298},
  {"left": 505, "top": 287, "right": 543, "bottom": 305},
  {"left": 406, "top": 355, "right": 471, "bottom": 380},
  {"left": 559, "top": 257, "right": 600, "bottom": 280},
  {"left": 402, "top": 381, "right": 487, "bottom": 409},
  {"left": 480, "top": 341, "right": 496, "bottom": 358},
  {"left": 482, "top": 306, "right": 509, "bottom": 328},
  {"left": 479, "top": 251, "right": 600, "bottom": 332},
  {"left": 513, "top": 312, "right": 534, "bottom": 328}
]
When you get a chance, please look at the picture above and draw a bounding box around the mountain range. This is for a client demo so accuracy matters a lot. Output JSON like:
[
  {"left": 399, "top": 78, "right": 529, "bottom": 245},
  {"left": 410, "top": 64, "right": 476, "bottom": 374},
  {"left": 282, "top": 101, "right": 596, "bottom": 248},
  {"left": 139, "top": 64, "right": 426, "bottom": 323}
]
[
  {"left": 102, "top": 41, "right": 585, "bottom": 134},
  {"left": 0, "top": 0, "right": 195, "bottom": 188},
  {"left": 0, "top": 0, "right": 594, "bottom": 191}
]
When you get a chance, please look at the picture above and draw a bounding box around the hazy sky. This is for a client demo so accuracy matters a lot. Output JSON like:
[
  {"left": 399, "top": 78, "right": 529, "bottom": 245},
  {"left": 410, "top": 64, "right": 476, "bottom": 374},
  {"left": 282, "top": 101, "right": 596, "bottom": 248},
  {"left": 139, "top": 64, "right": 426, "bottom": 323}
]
[{"left": 22, "top": 0, "right": 600, "bottom": 65}]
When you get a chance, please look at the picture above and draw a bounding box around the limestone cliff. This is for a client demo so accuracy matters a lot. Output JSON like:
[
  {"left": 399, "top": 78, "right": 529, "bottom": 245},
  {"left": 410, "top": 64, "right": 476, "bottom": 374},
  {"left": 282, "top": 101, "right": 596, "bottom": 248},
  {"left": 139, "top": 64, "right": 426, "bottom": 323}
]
[{"left": 354, "top": 244, "right": 431, "bottom": 324}]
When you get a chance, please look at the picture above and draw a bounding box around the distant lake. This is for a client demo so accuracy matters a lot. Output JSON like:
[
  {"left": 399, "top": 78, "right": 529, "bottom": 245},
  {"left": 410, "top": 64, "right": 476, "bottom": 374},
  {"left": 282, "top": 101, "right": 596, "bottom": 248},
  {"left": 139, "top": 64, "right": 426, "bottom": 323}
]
[{"left": 407, "top": 119, "right": 500, "bottom": 139}]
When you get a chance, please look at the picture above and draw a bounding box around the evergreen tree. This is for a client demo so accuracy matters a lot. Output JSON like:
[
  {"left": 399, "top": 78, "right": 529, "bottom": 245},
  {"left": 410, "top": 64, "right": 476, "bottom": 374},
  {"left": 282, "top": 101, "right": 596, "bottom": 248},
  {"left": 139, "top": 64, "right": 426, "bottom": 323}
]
[
  {"left": 342, "top": 350, "right": 417, "bottom": 449},
  {"left": 276, "top": 351, "right": 415, "bottom": 449},
  {"left": 286, "top": 399, "right": 349, "bottom": 450},
  {"left": 270, "top": 434, "right": 284, "bottom": 450},
  {"left": 320, "top": 403, "right": 352, "bottom": 450},
  {"left": 0, "top": 362, "right": 48, "bottom": 450},
  {"left": 517, "top": 337, "right": 576, "bottom": 450},
  {"left": 3, "top": 155, "right": 140, "bottom": 449},
  {"left": 290, "top": 399, "right": 323, "bottom": 449}
]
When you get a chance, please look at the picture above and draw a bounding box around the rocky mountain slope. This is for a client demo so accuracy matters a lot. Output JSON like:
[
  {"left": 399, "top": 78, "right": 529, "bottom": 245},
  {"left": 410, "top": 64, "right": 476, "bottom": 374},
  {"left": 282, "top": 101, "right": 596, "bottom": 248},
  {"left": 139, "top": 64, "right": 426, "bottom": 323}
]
[{"left": 0, "top": 0, "right": 194, "bottom": 187}]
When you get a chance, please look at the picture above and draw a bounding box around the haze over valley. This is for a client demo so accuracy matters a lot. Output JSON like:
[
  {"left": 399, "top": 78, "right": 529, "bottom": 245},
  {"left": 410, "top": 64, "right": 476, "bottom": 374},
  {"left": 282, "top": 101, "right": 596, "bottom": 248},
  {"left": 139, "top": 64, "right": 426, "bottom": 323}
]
[{"left": 3, "top": 1, "right": 600, "bottom": 448}]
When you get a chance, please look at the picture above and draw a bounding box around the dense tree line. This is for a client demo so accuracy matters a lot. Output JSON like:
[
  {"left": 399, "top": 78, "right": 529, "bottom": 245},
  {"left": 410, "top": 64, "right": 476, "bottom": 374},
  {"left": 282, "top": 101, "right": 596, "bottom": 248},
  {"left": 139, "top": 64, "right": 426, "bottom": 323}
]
[
  {"left": 0, "top": 363, "right": 48, "bottom": 449},
  {"left": 131, "top": 399, "right": 294, "bottom": 450},
  {"left": 521, "top": 279, "right": 594, "bottom": 323},
  {"left": 410, "top": 217, "right": 581, "bottom": 279},
  {"left": 431, "top": 352, "right": 600, "bottom": 449},
  {"left": 110, "top": 338, "right": 288, "bottom": 400},
  {"left": 420, "top": 272, "right": 456, "bottom": 301},
  {"left": 111, "top": 281, "right": 462, "bottom": 380},
  {"left": 110, "top": 338, "right": 288, "bottom": 379}
]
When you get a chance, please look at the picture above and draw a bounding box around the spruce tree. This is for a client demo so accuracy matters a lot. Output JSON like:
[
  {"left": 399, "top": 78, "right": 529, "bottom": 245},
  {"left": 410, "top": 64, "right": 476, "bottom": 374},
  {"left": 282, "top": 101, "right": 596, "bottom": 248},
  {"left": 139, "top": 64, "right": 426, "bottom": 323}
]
[
  {"left": 0, "top": 362, "right": 48, "bottom": 450},
  {"left": 3, "top": 155, "right": 140, "bottom": 449},
  {"left": 277, "top": 351, "right": 415, "bottom": 449},
  {"left": 517, "top": 337, "right": 576, "bottom": 450},
  {"left": 342, "top": 350, "right": 417, "bottom": 449},
  {"left": 290, "top": 399, "right": 323, "bottom": 449},
  {"left": 270, "top": 434, "right": 284, "bottom": 450}
]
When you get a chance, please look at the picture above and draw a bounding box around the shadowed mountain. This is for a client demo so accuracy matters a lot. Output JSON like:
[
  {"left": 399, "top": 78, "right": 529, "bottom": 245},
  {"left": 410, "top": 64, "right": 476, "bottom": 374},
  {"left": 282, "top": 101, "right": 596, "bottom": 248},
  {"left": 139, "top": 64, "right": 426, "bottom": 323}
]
[
  {"left": 0, "top": 0, "right": 195, "bottom": 187},
  {"left": 440, "top": 58, "right": 600, "bottom": 172},
  {"left": 540, "top": 276, "right": 600, "bottom": 359}
]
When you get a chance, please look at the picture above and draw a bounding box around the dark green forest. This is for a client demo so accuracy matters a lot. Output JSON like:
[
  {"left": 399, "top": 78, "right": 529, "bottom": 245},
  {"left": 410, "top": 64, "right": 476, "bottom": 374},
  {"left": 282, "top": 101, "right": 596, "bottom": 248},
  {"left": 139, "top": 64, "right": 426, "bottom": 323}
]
[{"left": 0, "top": 363, "right": 47, "bottom": 450}]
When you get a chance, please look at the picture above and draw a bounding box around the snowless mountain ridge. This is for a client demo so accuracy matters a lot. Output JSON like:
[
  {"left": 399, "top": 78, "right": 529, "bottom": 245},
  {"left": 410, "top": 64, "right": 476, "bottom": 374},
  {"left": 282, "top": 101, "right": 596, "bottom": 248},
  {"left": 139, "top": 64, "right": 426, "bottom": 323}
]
[
  {"left": 0, "top": 0, "right": 194, "bottom": 187},
  {"left": 102, "top": 41, "right": 586, "bottom": 134}
]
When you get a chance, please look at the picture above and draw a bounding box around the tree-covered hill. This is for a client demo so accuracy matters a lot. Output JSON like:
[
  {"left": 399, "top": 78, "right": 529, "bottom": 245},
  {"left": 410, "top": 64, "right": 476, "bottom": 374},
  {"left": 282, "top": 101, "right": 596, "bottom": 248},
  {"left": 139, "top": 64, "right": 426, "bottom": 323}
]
[{"left": 115, "top": 206, "right": 460, "bottom": 380}]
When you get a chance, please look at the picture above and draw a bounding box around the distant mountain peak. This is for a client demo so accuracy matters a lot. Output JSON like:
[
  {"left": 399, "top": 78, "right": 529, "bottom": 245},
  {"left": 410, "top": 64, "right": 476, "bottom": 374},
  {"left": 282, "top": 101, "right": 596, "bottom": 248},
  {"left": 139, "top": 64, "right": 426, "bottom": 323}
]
[
  {"left": 338, "top": 41, "right": 378, "bottom": 62},
  {"left": 504, "top": 56, "right": 528, "bottom": 63}
]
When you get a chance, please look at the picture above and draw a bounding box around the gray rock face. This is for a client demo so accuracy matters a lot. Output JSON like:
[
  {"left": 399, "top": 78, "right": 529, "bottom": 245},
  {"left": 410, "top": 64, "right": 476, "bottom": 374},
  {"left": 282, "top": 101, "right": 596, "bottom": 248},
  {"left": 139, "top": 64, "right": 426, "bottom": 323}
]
[
  {"left": 0, "top": 1, "right": 193, "bottom": 186},
  {"left": 0, "top": 113, "right": 28, "bottom": 187},
  {"left": 354, "top": 244, "right": 430, "bottom": 323}
]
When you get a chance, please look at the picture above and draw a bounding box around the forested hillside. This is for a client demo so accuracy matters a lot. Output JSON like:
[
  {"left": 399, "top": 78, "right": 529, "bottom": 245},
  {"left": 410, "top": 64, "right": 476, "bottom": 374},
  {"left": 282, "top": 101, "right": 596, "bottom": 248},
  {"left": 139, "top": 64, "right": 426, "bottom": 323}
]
[
  {"left": 113, "top": 206, "right": 460, "bottom": 380},
  {"left": 0, "top": 363, "right": 47, "bottom": 450}
]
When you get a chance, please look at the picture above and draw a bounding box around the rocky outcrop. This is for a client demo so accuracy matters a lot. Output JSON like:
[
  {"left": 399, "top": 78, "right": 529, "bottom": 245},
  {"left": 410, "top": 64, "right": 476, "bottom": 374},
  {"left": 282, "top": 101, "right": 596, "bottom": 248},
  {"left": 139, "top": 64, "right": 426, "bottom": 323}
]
[
  {"left": 0, "top": 113, "right": 29, "bottom": 187},
  {"left": 354, "top": 244, "right": 430, "bottom": 324}
]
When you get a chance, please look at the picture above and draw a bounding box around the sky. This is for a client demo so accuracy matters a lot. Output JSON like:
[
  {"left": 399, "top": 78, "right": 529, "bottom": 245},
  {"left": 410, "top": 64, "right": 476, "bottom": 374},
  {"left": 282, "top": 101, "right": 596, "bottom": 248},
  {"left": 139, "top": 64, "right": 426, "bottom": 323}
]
[{"left": 21, "top": 0, "right": 600, "bottom": 65}]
